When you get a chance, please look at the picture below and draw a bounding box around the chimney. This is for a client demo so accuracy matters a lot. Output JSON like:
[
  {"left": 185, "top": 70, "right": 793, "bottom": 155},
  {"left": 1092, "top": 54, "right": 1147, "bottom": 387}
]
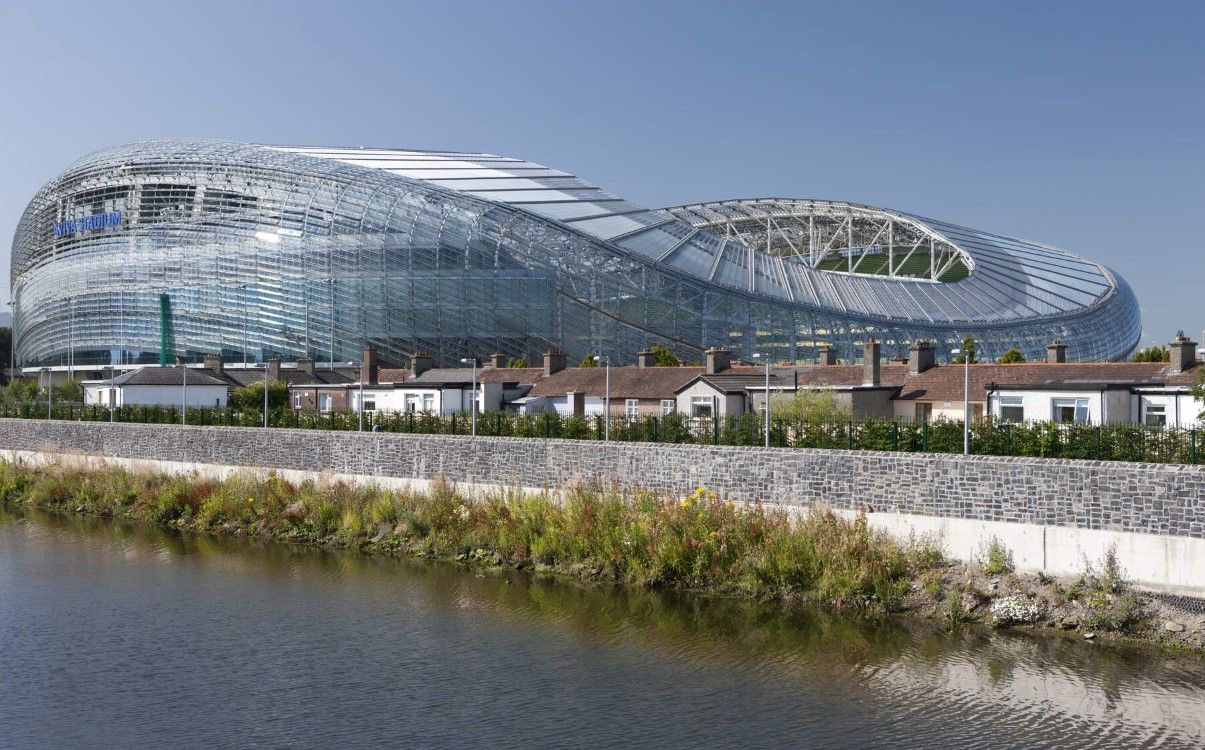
[
  {"left": 1046, "top": 339, "right": 1067, "bottom": 363},
  {"left": 704, "top": 346, "right": 731, "bottom": 375},
  {"left": 296, "top": 357, "right": 315, "bottom": 375},
  {"left": 568, "top": 390, "right": 585, "bottom": 416},
  {"left": 543, "top": 348, "right": 567, "bottom": 376},
  {"left": 410, "top": 351, "right": 433, "bottom": 378},
  {"left": 818, "top": 344, "right": 837, "bottom": 366},
  {"left": 202, "top": 352, "right": 223, "bottom": 375},
  {"left": 636, "top": 350, "right": 655, "bottom": 368},
  {"left": 360, "top": 347, "right": 379, "bottom": 385},
  {"left": 488, "top": 352, "right": 507, "bottom": 369},
  {"left": 908, "top": 341, "right": 935, "bottom": 375},
  {"left": 862, "top": 338, "right": 881, "bottom": 386},
  {"left": 1169, "top": 331, "right": 1197, "bottom": 374},
  {"left": 266, "top": 357, "right": 281, "bottom": 384}
]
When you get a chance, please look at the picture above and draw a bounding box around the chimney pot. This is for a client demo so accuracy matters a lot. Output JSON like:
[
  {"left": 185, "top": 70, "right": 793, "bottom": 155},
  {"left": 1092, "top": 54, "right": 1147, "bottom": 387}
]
[
  {"left": 704, "top": 346, "right": 731, "bottom": 375},
  {"left": 202, "top": 352, "right": 223, "bottom": 374},
  {"left": 908, "top": 341, "right": 935, "bottom": 375},
  {"left": 818, "top": 345, "right": 837, "bottom": 366},
  {"left": 410, "top": 351, "right": 433, "bottom": 378},
  {"left": 489, "top": 352, "right": 507, "bottom": 369},
  {"left": 266, "top": 357, "right": 281, "bottom": 384},
  {"left": 1169, "top": 331, "right": 1197, "bottom": 374},
  {"left": 1046, "top": 339, "right": 1067, "bottom": 363},
  {"left": 863, "top": 338, "right": 881, "bottom": 386},
  {"left": 360, "top": 347, "right": 379, "bottom": 385},
  {"left": 637, "top": 350, "right": 655, "bottom": 368},
  {"left": 543, "top": 348, "right": 567, "bottom": 376},
  {"left": 296, "top": 357, "right": 315, "bottom": 375}
]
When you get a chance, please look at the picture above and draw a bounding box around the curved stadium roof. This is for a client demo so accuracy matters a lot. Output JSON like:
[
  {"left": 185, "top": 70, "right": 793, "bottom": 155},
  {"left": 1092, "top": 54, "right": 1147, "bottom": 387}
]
[{"left": 11, "top": 140, "right": 1141, "bottom": 367}]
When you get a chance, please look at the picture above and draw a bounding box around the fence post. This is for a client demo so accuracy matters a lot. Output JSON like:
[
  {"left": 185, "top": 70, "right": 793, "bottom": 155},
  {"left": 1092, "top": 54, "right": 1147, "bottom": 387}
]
[
  {"left": 892, "top": 421, "right": 899, "bottom": 451},
  {"left": 1191, "top": 429, "right": 1197, "bottom": 464},
  {"left": 847, "top": 420, "right": 853, "bottom": 450}
]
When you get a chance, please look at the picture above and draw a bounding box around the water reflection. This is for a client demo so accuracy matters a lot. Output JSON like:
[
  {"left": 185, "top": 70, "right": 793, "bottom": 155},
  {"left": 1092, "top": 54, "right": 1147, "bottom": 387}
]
[{"left": 1, "top": 508, "right": 1202, "bottom": 749}]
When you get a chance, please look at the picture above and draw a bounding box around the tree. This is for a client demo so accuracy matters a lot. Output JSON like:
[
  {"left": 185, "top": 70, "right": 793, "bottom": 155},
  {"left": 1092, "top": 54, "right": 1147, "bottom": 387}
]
[
  {"left": 997, "top": 347, "right": 1026, "bottom": 364},
  {"left": 229, "top": 381, "right": 288, "bottom": 411},
  {"left": 4, "top": 377, "right": 39, "bottom": 403},
  {"left": 951, "top": 336, "right": 977, "bottom": 364},
  {"left": 52, "top": 379, "right": 84, "bottom": 402},
  {"left": 768, "top": 389, "right": 849, "bottom": 422},
  {"left": 578, "top": 352, "right": 598, "bottom": 368},
  {"left": 506, "top": 357, "right": 529, "bottom": 368},
  {"left": 648, "top": 342, "right": 680, "bottom": 367},
  {"left": 1132, "top": 346, "right": 1170, "bottom": 363}
]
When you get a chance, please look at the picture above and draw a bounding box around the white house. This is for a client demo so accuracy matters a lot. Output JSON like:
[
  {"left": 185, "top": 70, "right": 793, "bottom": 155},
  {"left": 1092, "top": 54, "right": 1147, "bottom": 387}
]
[{"left": 83, "top": 367, "right": 229, "bottom": 408}]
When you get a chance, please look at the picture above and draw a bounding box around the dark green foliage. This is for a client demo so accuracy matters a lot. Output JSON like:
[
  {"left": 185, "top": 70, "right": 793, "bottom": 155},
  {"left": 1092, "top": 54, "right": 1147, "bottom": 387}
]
[
  {"left": 578, "top": 353, "right": 598, "bottom": 368},
  {"left": 51, "top": 379, "right": 84, "bottom": 403},
  {"left": 229, "top": 381, "right": 288, "bottom": 411},
  {"left": 997, "top": 348, "right": 1026, "bottom": 364},
  {"left": 1132, "top": 346, "right": 1170, "bottom": 362},
  {"left": 506, "top": 357, "right": 529, "bottom": 368},
  {"left": 951, "top": 337, "right": 977, "bottom": 364},
  {"left": 647, "top": 342, "right": 680, "bottom": 367}
]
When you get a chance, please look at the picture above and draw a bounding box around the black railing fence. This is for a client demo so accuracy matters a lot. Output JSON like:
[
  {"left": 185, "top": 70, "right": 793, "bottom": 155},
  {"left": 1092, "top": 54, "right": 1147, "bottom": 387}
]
[{"left": 1, "top": 402, "right": 1201, "bottom": 465}]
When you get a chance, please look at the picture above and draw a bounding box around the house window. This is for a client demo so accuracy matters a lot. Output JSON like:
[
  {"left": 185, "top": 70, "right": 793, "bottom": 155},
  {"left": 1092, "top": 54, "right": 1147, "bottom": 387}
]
[
  {"left": 1144, "top": 403, "right": 1167, "bottom": 427},
  {"left": 362, "top": 398, "right": 376, "bottom": 412},
  {"left": 690, "top": 395, "right": 714, "bottom": 418},
  {"left": 660, "top": 399, "right": 676, "bottom": 415},
  {"left": 318, "top": 393, "right": 333, "bottom": 412},
  {"left": 293, "top": 392, "right": 303, "bottom": 409},
  {"left": 405, "top": 394, "right": 419, "bottom": 412},
  {"left": 1051, "top": 397, "right": 1090, "bottom": 424},
  {"left": 998, "top": 396, "right": 1024, "bottom": 422},
  {"left": 914, "top": 402, "right": 932, "bottom": 422},
  {"left": 625, "top": 399, "right": 640, "bottom": 417},
  {"left": 422, "top": 394, "right": 435, "bottom": 412}
]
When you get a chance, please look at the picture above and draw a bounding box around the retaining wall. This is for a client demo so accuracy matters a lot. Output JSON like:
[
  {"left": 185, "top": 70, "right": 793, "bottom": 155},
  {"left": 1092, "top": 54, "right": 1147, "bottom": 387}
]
[{"left": 3, "top": 419, "right": 1203, "bottom": 593}]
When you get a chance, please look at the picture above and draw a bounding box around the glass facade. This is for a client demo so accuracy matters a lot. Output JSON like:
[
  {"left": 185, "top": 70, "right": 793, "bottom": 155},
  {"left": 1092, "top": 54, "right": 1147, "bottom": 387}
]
[{"left": 11, "top": 140, "right": 1142, "bottom": 369}]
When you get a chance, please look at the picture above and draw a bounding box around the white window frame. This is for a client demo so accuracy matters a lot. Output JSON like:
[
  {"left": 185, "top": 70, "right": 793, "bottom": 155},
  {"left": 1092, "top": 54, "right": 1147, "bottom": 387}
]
[
  {"left": 1144, "top": 403, "right": 1167, "bottom": 427},
  {"left": 318, "top": 393, "right": 333, "bottom": 412},
  {"left": 690, "top": 395, "right": 714, "bottom": 418},
  {"left": 422, "top": 393, "right": 435, "bottom": 413},
  {"left": 660, "top": 399, "right": 675, "bottom": 415},
  {"left": 625, "top": 399, "right": 640, "bottom": 417},
  {"left": 998, "top": 395, "right": 1024, "bottom": 422},
  {"left": 1051, "top": 397, "right": 1090, "bottom": 424}
]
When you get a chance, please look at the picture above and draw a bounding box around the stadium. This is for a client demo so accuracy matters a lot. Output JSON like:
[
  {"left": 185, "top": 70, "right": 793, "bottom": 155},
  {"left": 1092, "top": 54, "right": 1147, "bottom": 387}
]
[{"left": 11, "top": 140, "right": 1141, "bottom": 369}]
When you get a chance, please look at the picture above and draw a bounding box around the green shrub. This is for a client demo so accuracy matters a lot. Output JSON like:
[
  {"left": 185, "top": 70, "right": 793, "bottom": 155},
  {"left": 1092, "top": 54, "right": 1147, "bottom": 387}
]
[{"left": 979, "top": 537, "right": 1014, "bottom": 576}]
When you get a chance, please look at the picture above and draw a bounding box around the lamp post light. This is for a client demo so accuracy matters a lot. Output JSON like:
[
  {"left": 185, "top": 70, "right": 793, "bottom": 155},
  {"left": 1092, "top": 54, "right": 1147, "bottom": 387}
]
[
  {"left": 752, "top": 352, "right": 771, "bottom": 448},
  {"left": 459, "top": 357, "right": 478, "bottom": 436},
  {"left": 592, "top": 355, "right": 611, "bottom": 441},
  {"left": 951, "top": 347, "right": 969, "bottom": 455}
]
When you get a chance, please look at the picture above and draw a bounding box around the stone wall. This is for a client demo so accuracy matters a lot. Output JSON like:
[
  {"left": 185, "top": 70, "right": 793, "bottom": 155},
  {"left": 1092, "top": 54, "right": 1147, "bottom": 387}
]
[{"left": 2, "top": 418, "right": 1203, "bottom": 540}]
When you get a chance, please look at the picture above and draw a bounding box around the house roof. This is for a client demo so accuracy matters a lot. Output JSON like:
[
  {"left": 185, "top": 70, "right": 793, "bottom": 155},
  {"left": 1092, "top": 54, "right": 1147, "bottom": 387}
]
[
  {"left": 790, "top": 364, "right": 912, "bottom": 389},
  {"left": 223, "top": 368, "right": 352, "bottom": 388},
  {"left": 94, "top": 367, "right": 230, "bottom": 387},
  {"left": 407, "top": 366, "right": 546, "bottom": 387},
  {"left": 528, "top": 366, "right": 706, "bottom": 399},
  {"left": 896, "top": 362, "right": 1202, "bottom": 402}
]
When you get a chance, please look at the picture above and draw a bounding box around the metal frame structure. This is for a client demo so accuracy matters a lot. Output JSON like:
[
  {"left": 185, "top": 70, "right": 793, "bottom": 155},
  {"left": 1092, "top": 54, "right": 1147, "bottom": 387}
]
[{"left": 11, "top": 140, "right": 1141, "bottom": 369}]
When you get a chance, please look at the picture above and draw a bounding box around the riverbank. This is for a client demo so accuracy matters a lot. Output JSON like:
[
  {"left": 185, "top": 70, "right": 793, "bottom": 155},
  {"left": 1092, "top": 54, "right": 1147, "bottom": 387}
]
[{"left": 0, "top": 458, "right": 1200, "bottom": 651}]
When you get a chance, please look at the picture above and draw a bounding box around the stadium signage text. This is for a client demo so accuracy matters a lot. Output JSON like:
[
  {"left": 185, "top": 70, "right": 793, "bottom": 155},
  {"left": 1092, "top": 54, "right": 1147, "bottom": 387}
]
[{"left": 53, "top": 211, "right": 122, "bottom": 237}]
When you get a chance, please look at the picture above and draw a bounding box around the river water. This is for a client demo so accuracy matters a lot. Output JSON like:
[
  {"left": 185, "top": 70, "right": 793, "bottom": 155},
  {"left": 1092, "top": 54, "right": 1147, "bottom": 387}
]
[{"left": 1, "top": 510, "right": 1203, "bottom": 749}]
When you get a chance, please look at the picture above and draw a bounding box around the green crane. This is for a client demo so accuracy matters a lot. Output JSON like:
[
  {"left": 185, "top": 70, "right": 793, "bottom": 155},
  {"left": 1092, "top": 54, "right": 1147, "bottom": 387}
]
[{"left": 158, "top": 293, "right": 176, "bottom": 366}]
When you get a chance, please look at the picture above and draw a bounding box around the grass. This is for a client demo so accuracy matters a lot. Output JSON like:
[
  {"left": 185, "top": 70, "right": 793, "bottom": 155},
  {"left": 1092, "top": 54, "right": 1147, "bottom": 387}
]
[
  {"left": 0, "top": 462, "right": 945, "bottom": 614},
  {"left": 979, "top": 537, "right": 1014, "bottom": 576}
]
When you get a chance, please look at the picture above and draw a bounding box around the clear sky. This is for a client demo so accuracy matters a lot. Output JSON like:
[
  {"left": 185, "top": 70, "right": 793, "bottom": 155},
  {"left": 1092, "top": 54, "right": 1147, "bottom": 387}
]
[{"left": 2, "top": 0, "right": 1201, "bottom": 348}]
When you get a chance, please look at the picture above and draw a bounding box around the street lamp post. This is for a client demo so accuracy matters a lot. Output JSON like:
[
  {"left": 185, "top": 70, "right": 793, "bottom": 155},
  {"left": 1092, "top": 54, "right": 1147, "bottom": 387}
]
[
  {"left": 952, "top": 348, "right": 969, "bottom": 455},
  {"left": 593, "top": 355, "right": 611, "bottom": 441},
  {"left": 181, "top": 360, "right": 187, "bottom": 426},
  {"left": 459, "top": 358, "right": 478, "bottom": 436},
  {"left": 263, "top": 363, "right": 269, "bottom": 429},
  {"left": 43, "top": 367, "right": 52, "bottom": 420},
  {"left": 753, "top": 352, "right": 770, "bottom": 448},
  {"left": 358, "top": 376, "right": 364, "bottom": 432}
]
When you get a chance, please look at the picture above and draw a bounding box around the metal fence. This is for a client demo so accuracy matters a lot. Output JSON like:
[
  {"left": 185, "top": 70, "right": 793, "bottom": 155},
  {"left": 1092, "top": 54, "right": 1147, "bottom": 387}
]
[{"left": 3, "top": 401, "right": 1201, "bottom": 465}]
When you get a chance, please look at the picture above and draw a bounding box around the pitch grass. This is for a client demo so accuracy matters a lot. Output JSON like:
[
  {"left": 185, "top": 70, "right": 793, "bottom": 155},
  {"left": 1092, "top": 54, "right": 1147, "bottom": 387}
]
[{"left": 0, "top": 460, "right": 943, "bottom": 613}]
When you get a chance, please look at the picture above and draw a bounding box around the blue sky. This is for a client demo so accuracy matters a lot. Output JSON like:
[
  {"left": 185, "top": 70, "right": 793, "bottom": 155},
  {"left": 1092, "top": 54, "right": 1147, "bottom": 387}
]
[{"left": 2, "top": 0, "right": 1201, "bottom": 347}]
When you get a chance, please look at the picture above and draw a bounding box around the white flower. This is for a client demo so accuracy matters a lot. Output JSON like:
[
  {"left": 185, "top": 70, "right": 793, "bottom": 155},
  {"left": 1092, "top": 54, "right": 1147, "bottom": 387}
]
[{"left": 990, "top": 596, "right": 1044, "bottom": 627}]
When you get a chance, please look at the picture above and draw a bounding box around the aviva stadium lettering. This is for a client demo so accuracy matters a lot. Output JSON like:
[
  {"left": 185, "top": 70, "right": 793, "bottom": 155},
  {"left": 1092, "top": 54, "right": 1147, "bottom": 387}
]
[{"left": 53, "top": 211, "right": 122, "bottom": 237}]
